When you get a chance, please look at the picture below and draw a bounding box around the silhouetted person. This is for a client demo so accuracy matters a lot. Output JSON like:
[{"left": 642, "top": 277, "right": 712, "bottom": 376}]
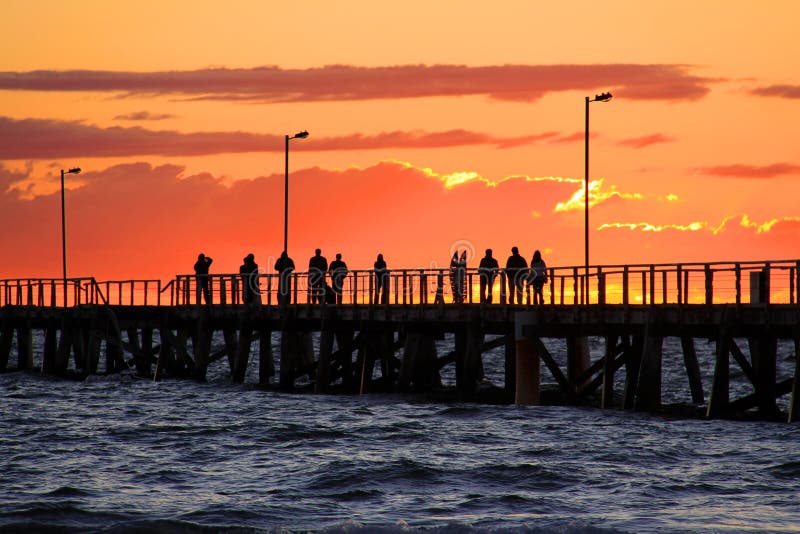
[
  {"left": 449, "top": 250, "right": 467, "bottom": 304},
  {"left": 505, "top": 246, "right": 528, "bottom": 305},
  {"left": 328, "top": 253, "right": 348, "bottom": 304},
  {"left": 275, "top": 251, "right": 295, "bottom": 306},
  {"left": 374, "top": 253, "right": 388, "bottom": 304},
  {"left": 194, "top": 253, "right": 213, "bottom": 304},
  {"left": 478, "top": 248, "right": 498, "bottom": 303},
  {"left": 530, "top": 249, "right": 548, "bottom": 305},
  {"left": 239, "top": 253, "right": 259, "bottom": 304},
  {"left": 308, "top": 248, "right": 328, "bottom": 304}
]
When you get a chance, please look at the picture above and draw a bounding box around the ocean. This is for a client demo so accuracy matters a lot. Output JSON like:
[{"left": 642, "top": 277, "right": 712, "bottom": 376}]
[{"left": 1, "top": 334, "right": 799, "bottom": 533}]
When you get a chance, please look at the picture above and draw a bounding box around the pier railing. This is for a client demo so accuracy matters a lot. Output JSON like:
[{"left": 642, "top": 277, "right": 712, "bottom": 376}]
[{"left": 2, "top": 259, "right": 798, "bottom": 307}]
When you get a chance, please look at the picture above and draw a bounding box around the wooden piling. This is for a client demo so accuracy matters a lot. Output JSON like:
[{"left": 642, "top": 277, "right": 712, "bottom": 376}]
[
  {"left": 789, "top": 337, "right": 799, "bottom": 423},
  {"left": 749, "top": 335, "right": 779, "bottom": 416},
  {"left": 192, "top": 309, "right": 213, "bottom": 381},
  {"left": 16, "top": 325, "right": 33, "bottom": 371},
  {"left": 707, "top": 312, "right": 733, "bottom": 418},
  {"left": 232, "top": 326, "right": 252, "bottom": 383},
  {"left": 635, "top": 322, "right": 663, "bottom": 412},
  {"left": 567, "top": 336, "right": 591, "bottom": 391},
  {"left": 514, "top": 337, "right": 539, "bottom": 405},
  {"left": 40, "top": 325, "right": 57, "bottom": 374},
  {"left": 601, "top": 335, "right": 616, "bottom": 409},
  {"left": 0, "top": 319, "right": 12, "bottom": 371},
  {"left": 258, "top": 329, "right": 274, "bottom": 386},
  {"left": 680, "top": 336, "right": 705, "bottom": 403},
  {"left": 623, "top": 335, "right": 644, "bottom": 409},
  {"left": 504, "top": 333, "right": 516, "bottom": 400},
  {"left": 223, "top": 328, "right": 238, "bottom": 374}
]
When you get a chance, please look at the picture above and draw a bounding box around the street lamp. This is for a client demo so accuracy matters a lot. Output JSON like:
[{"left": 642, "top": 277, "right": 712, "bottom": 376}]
[
  {"left": 284, "top": 130, "right": 309, "bottom": 254},
  {"left": 61, "top": 167, "right": 81, "bottom": 307},
  {"left": 584, "top": 92, "right": 612, "bottom": 302}
]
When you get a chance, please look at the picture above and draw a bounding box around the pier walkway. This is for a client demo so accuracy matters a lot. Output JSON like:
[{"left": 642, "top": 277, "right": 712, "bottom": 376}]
[{"left": 2, "top": 259, "right": 799, "bottom": 422}]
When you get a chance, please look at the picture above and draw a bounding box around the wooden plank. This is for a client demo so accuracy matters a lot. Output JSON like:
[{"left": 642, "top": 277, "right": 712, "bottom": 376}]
[{"left": 680, "top": 336, "right": 705, "bottom": 404}]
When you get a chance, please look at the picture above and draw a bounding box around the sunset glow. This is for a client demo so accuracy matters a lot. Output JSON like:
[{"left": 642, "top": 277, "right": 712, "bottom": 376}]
[{"left": 1, "top": 1, "right": 798, "bottom": 281}]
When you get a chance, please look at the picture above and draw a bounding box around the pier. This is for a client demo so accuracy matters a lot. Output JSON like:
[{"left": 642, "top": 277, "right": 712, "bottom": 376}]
[{"left": 2, "top": 259, "right": 799, "bottom": 422}]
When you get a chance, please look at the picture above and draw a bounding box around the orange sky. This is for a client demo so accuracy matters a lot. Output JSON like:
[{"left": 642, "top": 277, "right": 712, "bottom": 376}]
[{"left": 1, "top": 1, "right": 798, "bottom": 281}]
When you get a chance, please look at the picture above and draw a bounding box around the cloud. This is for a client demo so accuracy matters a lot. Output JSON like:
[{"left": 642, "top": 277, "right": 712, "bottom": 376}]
[
  {"left": 0, "top": 117, "right": 562, "bottom": 159},
  {"left": 0, "top": 64, "right": 713, "bottom": 102},
  {"left": 0, "top": 160, "right": 582, "bottom": 280},
  {"left": 750, "top": 84, "right": 800, "bottom": 99},
  {"left": 554, "top": 178, "right": 644, "bottom": 212},
  {"left": 2, "top": 159, "right": 794, "bottom": 280},
  {"left": 548, "top": 132, "right": 590, "bottom": 144},
  {"left": 113, "top": 111, "right": 176, "bottom": 121},
  {"left": 616, "top": 133, "right": 675, "bottom": 149},
  {"left": 696, "top": 162, "right": 800, "bottom": 178}
]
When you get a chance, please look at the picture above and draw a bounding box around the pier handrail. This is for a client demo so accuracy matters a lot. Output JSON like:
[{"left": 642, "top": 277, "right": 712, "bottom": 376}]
[{"left": 2, "top": 258, "right": 798, "bottom": 307}]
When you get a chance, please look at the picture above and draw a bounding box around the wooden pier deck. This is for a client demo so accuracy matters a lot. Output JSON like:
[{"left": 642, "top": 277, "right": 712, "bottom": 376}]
[{"left": 2, "top": 259, "right": 799, "bottom": 422}]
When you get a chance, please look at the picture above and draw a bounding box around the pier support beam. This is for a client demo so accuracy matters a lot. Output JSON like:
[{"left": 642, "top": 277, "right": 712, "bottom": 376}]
[
  {"left": 601, "top": 335, "right": 617, "bottom": 409},
  {"left": 707, "top": 336, "right": 732, "bottom": 418},
  {"left": 681, "top": 336, "right": 705, "bottom": 404},
  {"left": 399, "top": 330, "right": 440, "bottom": 391},
  {"left": 16, "top": 325, "right": 33, "bottom": 371},
  {"left": 789, "top": 338, "right": 800, "bottom": 423},
  {"left": 514, "top": 312, "right": 540, "bottom": 405},
  {"left": 504, "top": 333, "right": 516, "bottom": 400},
  {"left": 279, "top": 329, "right": 314, "bottom": 390},
  {"left": 41, "top": 325, "right": 57, "bottom": 374},
  {"left": 749, "top": 335, "right": 779, "bottom": 417},
  {"left": 567, "top": 336, "right": 590, "bottom": 391},
  {"left": 192, "top": 309, "right": 213, "bottom": 381},
  {"left": 259, "top": 329, "right": 274, "bottom": 386},
  {"left": 635, "top": 323, "right": 663, "bottom": 412},
  {"left": 233, "top": 326, "right": 252, "bottom": 384},
  {"left": 0, "top": 320, "right": 12, "bottom": 371}
]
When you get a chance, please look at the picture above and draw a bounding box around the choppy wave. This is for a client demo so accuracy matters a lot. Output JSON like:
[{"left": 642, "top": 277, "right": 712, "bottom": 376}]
[{"left": 2, "top": 336, "right": 800, "bottom": 533}]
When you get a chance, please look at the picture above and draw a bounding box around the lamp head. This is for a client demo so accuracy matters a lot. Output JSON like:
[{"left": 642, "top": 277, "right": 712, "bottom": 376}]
[
  {"left": 594, "top": 92, "right": 613, "bottom": 102},
  {"left": 67, "top": 167, "right": 81, "bottom": 175},
  {"left": 294, "top": 130, "right": 309, "bottom": 139}
]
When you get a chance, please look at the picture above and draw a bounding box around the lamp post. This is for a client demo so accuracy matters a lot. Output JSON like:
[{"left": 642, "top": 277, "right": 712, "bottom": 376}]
[
  {"left": 584, "top": 92, "right": 612, "bottom": 302},
  {"left": 284, "top": 130, "right": 309, "bottom": 254},
  {"left": 61, "top": 167, "right": 81, "bottom": 307}
]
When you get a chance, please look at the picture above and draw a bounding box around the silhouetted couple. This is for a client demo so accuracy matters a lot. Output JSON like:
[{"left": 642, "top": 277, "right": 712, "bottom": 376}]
[
  {"left": 449, "top": 251, "right": 467, "bottom": 304},
  {"left": 505, "top": 247, "right": 548, "bottom": 305}
]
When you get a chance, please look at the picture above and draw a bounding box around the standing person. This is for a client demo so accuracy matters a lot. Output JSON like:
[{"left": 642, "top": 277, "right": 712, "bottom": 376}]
[
  {"left": 530, "top": 250, "right": 548, "bottom": 305},
  {"left": 308, "top": 249, "right": 328, "bottom": 304},
  {"left": 275, "top": 251, "right": 295, "bottom": 306},
  {"left": 456, "top": 250, "right": 467, "bottom": 303},
  {"left": 448, "top": 252, "right": 461, "bottom": 304},
  {"left": 193, "top": 253, "right": 213, "bottom": 304},
  {"left": 374, "top": 253, "right": 388, "bottom": 304},
  {"left": 505, "top": 246, "right": 528, "bottom": 305},
  {"left": 328, "top": 253, "right": 348, "bottom": 304},
  {"left": 478, "top": 249, "right": 499, "bottom": 303},
  {"left": 239, "top": 253, "right": 259, "bottom": 304}
]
